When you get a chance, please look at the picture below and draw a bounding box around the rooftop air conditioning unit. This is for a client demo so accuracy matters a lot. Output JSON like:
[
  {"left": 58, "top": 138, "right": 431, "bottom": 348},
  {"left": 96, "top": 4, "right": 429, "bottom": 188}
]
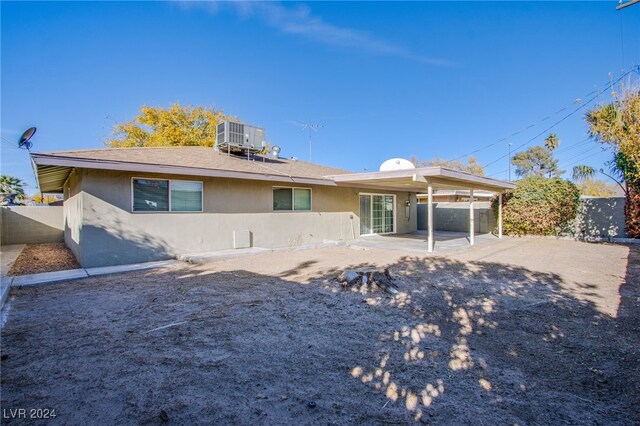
[{"left": 216, "top": 121, "right": 266, "bottom": 154}]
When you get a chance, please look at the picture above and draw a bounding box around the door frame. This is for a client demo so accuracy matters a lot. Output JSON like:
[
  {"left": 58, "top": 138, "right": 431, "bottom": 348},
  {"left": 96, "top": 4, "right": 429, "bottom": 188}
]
[{"left": 358, "top": 193, "right": 397, "bottom": 236}]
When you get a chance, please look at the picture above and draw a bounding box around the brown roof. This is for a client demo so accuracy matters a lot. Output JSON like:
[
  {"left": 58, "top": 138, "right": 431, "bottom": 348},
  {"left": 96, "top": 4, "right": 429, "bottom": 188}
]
[
  {"left": 32, "top": 146, "right": 514, "bottom": 194},
  {"left": 31, "top": 146, "right": 352, "bottom": 192},
  {"left": 39, "top": 146, "right": 350, "bottom": 177}
]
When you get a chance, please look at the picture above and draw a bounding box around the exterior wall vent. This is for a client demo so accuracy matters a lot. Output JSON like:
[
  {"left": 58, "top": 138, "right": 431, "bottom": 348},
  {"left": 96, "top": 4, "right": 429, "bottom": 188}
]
[{"left": 216, "top": 121, "right": 266, "bottom": 154}]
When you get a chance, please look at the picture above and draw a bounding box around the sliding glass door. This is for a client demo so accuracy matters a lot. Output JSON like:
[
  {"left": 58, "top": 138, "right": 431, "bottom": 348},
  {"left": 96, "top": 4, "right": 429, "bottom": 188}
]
[{"left": 359, "top": 194, "right": 394, "bottom": 235}]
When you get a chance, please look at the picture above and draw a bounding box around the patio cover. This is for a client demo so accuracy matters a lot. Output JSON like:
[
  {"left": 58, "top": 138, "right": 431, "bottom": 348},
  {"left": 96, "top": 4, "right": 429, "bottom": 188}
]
[{"left": 326, "top": 167, "right": 516, "bottom": 252}]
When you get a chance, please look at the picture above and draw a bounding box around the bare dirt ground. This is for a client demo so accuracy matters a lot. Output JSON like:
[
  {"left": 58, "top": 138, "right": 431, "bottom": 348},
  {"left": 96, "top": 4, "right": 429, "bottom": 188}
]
[
  {"left": 7, "top": 243, "right": 80, "bottom": 276},
  {"left": 1, "top": 238, "right": 638, "bottom": 425}
]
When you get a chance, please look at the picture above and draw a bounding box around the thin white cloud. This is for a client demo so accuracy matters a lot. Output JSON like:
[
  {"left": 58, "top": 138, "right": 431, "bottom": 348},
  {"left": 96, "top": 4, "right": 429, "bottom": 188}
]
[{"left": 181, "top": 1, "right": 452, "bottom": 66}]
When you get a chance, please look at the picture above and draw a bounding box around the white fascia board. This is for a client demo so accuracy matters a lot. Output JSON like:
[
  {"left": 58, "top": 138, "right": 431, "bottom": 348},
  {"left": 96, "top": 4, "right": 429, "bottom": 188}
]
[{"left": 327, "top": 166, "right": 515, "bottom": 190}]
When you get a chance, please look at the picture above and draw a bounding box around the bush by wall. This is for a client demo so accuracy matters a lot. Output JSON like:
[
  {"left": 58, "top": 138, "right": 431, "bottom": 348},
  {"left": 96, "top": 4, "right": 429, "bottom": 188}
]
[{"left": 493, "top": 177, "right": 580, "bottom": 236}]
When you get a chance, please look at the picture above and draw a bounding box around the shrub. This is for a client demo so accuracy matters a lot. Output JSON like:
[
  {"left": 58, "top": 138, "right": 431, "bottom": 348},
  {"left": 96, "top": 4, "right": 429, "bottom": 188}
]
[{"left": 493, "top": 176, "right": 580, "bottom": 236}]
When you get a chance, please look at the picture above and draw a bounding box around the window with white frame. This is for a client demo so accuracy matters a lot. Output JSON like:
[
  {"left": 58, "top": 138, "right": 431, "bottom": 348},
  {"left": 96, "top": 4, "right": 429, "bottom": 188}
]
[
  {"left": 273, "top": 187, "right": 311, "bottom": 211},
  {"left": 132, "top": 178, "right": 203, "bottom": 212}
]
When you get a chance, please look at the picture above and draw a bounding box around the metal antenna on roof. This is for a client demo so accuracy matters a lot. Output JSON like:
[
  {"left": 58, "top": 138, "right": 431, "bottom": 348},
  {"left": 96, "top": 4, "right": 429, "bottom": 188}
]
[{"left": 292, "top": 121, "right": 323, "bottom": 162}]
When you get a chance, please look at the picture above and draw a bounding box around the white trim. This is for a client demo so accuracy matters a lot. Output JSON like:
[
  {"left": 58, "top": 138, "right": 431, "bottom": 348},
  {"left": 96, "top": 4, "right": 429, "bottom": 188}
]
[
  {"left": 358, "top": 192, "right": 397, "bottom": 236},
  {"left": 272, "top": 186, "right": 313, "bottom": 211},
  {"left": 131, "top": 177, "right": 204, "bottom": 213}
]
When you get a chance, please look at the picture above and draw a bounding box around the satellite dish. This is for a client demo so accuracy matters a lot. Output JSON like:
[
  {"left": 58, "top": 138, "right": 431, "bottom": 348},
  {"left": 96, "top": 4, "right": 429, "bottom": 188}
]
[
  {"left": 379, "top": 158, "right": 416, "bottom": 172},
  {"left": 272, "top": 145, "right": 281, "bottom": 157},
  {"left": 18, "top": 127, "right": 37, "bottom": 150}
]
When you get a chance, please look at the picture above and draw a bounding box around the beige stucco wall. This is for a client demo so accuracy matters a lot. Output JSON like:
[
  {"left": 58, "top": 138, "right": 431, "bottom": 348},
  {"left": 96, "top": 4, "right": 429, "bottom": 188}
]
[
  {"left": 63, "top": 169, "right": 84, "bottom": 264},
  {"left": 0, "top": 206, "right": 64, "bottom": 245},
  {"left": 68, "top": 169, "right": 417, "bottom": 267}
]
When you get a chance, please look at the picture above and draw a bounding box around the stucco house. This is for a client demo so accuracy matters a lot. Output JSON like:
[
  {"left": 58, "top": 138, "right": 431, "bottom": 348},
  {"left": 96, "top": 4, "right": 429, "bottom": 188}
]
[{"left": 31, "top": 146, "right": 514, "bottom": 268}]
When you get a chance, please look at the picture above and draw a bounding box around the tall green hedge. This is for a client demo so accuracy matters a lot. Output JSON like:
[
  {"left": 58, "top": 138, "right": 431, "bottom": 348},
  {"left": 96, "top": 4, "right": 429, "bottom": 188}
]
[{"left": 493, "top": 176, "right": 580, "bottom": 236}]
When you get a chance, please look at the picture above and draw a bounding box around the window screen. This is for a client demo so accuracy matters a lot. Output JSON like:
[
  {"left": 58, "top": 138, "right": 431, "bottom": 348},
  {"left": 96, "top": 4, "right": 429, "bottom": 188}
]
[
  {"left": 133, "top": 179, "right": 169, "bottom": 211},
  {"left": 293, "top": 188, "right": 311, "bottom": 211},
  {"left": 171, "top": 181, "right": 202, "bottom": 212}
]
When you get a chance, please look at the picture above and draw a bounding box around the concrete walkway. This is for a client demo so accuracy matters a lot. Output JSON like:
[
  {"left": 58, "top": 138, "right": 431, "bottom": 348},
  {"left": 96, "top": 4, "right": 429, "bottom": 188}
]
[
  {"left": 6, "top": 259, "right": 182, "bottom": 288},
  {"left": 1, "top": 244, "right": 25, "bottom": 307},
  {"left": 348, "top": 231, "right": 501, "bottom": 254}
]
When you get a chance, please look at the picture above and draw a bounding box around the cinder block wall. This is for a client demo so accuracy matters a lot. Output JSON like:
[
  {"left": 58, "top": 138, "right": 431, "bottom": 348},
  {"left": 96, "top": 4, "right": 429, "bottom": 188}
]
[
  {"left": 572, "top": 197, "right": 627, "bottom": 239},
  {"left": 1, "top": 206, "right": 64, "bottom": 245},
  {"left": 417, "top": 202, "right": 496, "bottom": 233}
]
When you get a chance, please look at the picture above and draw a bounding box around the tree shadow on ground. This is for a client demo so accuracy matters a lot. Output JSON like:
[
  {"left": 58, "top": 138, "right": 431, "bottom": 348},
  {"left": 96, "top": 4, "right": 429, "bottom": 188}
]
[
  {"left": 1, "top": 251, "right": 638, "bottom": 425},
  {"left": 320, "top": 254, "right": 640, "bottom": 424}
]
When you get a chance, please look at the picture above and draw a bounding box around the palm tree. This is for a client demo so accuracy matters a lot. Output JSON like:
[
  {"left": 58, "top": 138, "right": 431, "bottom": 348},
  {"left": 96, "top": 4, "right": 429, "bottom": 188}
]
[
  {"left": 571, "top": 165, "right": 596, "bottom": 182},
  {"left": 0, "top": 175, "right": 26, "bottom": 198},
  {"left": 544, "top": 133, "right": 560, "bottom": 151}
]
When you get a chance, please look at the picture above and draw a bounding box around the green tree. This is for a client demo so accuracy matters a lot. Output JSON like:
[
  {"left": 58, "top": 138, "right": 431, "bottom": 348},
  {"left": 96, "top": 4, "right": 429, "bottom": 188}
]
[
  {"left": 0, "top": 175, "right": 26, "bottom": 197},
  {"left": 410, "top": 155, "right": 485, "bottom": 175},
  {"left": 585, "top": 89, "right": 640, "bottom": 237},
  {"left": 493, "top": 176, "right": 580, "bottom": 236},
  {"left": 512, "top": 145, "right": 563, "bottom": 178},
  {"left": 106, "top": 103, "right": 236, "bottom": 148}
]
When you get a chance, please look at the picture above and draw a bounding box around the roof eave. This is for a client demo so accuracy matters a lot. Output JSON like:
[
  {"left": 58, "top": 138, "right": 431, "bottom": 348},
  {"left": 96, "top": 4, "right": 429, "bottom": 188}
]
[
  {"left": 30, "top": 153, "right": 338, "bottom": 187},
  {"left": 326, "top": 166, "right": 516, "bottom": 191}
]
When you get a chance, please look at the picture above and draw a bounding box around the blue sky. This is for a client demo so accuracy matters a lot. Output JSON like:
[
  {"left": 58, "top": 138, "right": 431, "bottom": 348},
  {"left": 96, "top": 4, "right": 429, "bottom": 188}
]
[{"left": 2, "top": 1, "right": 639, "bottom": 194}]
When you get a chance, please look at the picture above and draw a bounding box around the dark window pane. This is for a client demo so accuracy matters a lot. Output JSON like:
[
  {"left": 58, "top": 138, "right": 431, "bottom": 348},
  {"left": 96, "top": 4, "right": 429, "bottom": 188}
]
[
  {"left": 133, "top": 179, "right": 169, "bottom": 211},
  {"left": 273, "top": 188, "right": 292, "bottom": 210},
  {"left": 171, "top": 181, "right": 202, "bottom": 212}
]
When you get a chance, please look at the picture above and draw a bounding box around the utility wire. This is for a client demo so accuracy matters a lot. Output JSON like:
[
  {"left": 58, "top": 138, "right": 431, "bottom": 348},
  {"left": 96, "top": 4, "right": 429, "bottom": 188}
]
[
  {"left": 553, "top": 137, "right": 591, "bottom": 154},
  {"left": 560, "top": 150, "right": 605, "bottom": 170},
  {"left": 0, "top": 136, "right": 23, "bottom": 151},
  {"left": 443, "top": 80, "right": 612, "bottom": 164},
  {"left": 482, "top": 67, "right": 638, "bottom": 170},
  {"left": 486, "top": 144, "right": 599, "bottom": 179}
]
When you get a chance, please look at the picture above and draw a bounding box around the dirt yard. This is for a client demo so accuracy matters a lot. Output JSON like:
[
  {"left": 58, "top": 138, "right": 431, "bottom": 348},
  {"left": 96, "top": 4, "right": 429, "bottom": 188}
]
[
  {"left": 8, "top": 243, "right": 80, "bottom": 276},
  {"left": 1, "top": 238, "right": 638, "bottom": 425}
]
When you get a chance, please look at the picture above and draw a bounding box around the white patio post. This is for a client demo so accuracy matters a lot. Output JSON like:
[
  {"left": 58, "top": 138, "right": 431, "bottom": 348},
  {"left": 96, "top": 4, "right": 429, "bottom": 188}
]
[
  {"left": 469, "top": 188, "right": 475, "bottom": 246},
  {"left": 498, "top": 192, "right": 503, "bottom": 239},
  {"left": 427, "top": 182, "right": 434, "bottom": 253}
]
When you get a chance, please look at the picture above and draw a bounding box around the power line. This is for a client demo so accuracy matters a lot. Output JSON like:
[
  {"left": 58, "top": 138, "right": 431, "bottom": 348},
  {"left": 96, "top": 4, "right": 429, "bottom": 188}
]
[
  {"left": 561, "top": 150, "right": 606, "bottom": 170},
  {"left": 553, "top": 137, "right": 592, "bottom": 154},
  {"left": 482, "top": 67, "right": 638, "bottom": 170},
  {"left": 443, "top": 82, "right": 610, "bottom": 164},
  {"left": 487, "top": 138, "right": 601, "bottom": 179},
  {"left": 0, "top": 136, "right": 22, "bottom": 151}
]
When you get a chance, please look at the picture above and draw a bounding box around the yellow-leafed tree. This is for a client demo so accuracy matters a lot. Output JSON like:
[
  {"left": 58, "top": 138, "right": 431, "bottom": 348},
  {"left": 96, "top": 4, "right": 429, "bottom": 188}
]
[{"left": 106, "top": 103, "right": 236, "bottom": 148}]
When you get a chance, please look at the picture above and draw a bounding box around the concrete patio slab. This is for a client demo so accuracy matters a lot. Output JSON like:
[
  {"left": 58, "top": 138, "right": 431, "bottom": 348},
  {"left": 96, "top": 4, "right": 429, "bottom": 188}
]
[
  {"left": 348, "top": 231, "right": 501, "bottom": 254},
  {"left": 12, "top": 268, "right": 89, "bottom": 287}
]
